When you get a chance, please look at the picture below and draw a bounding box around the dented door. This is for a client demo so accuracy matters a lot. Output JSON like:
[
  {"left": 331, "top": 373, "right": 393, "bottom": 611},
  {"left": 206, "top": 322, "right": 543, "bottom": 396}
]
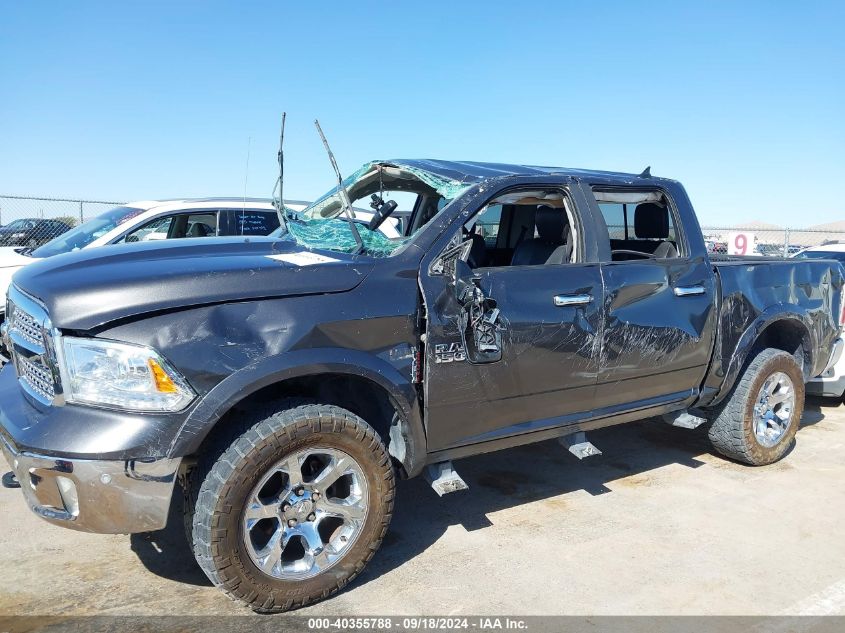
[
  {"left": 423, "top": 263, "right": 604, "bottom": 451},
  {"left": 596, "top": 256, "right": 716, "bottom": 409}
]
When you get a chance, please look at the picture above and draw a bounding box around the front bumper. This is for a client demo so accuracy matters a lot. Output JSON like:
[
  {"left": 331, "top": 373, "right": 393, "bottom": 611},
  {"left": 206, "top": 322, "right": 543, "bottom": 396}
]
[
  {"left": 1, "top": 431, "right": 181, "bottom": 534},
  {"left": 807, "top": 337, "right": 845, "bottom": 398}
]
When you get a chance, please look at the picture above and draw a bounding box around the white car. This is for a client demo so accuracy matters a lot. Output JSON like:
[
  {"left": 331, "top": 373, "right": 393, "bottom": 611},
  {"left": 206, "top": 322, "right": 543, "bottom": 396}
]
[
  {"left": 0, "top": 198, "right": 307, "bottom": 320},
  {"left": 793, "top": 243, "right": 845, "bottom": 398},
  {"left": 0, "top": 197, "right": 403, "bottom": 322}
]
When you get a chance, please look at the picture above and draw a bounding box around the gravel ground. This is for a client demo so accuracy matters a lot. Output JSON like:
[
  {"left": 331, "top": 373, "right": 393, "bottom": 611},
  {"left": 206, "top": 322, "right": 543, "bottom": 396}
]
[{"left": 1, "top": 396, "right": 844, "bottom": 617}]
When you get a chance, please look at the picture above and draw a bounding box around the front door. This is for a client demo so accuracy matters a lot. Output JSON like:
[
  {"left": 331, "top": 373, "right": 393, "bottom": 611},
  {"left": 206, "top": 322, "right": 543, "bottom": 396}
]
[
  {"left": 422, "top": 264, "right": 604, "bottom": 451},
  {"left": 420, "top": 186, "right": 605, "bottom": 452}
]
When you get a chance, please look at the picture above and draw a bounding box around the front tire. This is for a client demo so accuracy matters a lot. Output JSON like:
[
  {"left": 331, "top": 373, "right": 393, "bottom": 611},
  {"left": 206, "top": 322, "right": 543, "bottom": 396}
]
[
  {"left": 190, "top": 403, "right": 395, "bottom": 612},
  {"left": 707, "top": 348, "right": 804, "bottom": 465}
]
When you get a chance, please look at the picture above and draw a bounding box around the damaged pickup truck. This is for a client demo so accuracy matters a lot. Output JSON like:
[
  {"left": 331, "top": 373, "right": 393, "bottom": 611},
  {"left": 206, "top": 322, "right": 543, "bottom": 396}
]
[{"left": 1, "top": 160, "right": 843, "bottom": 612}]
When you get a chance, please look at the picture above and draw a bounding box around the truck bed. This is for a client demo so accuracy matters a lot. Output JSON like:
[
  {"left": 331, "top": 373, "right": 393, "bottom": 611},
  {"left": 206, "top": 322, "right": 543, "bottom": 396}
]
[{"left": 700, "top": 256, "right": 844, "bottom": 405}]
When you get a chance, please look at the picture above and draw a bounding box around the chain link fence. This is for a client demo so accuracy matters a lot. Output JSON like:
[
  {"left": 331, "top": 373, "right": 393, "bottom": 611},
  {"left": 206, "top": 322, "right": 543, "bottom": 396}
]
[
  {"left": 596, "top": 222, "right": 845, "bottom": 258},
  {"left": 701, "top": 226, "right": 845, "bottom": 257},
  {"left": 0, "top": 195, "right": 124, "bottom": 248}
]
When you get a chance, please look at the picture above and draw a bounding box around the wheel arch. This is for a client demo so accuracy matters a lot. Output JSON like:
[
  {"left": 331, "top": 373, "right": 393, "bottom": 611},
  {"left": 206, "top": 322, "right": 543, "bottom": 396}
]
[
  {"left": 170, "top": 348, "right": 427, "bottom": 477},
  {"left": 711, "top": 310, "right": 815, "bottom": 407}
]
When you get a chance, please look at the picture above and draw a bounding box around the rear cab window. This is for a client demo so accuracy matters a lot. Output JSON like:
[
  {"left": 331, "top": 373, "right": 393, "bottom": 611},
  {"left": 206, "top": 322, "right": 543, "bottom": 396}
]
[{"left": 591, "top": 188, "right": 685, "bottom": 261}]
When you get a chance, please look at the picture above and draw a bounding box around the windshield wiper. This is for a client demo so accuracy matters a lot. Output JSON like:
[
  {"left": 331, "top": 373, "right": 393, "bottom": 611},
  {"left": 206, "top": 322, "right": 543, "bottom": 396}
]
[{"left": 314, "top": 120, "right": 365, "bottom": 255}]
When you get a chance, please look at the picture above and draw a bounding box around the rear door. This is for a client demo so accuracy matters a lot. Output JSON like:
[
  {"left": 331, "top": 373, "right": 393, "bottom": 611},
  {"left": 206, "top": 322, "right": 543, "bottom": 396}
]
[{"left": 587, "top": 185, "right": 716, "bottom": 410}]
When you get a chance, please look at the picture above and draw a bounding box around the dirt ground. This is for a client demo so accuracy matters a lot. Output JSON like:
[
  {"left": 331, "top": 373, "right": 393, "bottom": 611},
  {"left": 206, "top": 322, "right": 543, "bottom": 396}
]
[{"left": 1, "top": 396, "right": 844, "bottom": 617}]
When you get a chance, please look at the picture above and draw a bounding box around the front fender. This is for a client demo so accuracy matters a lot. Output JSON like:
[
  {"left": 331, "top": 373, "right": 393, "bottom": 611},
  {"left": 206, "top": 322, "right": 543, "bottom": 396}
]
[{"left": 166, "top": 347, "right": 426, "bottom": 476}]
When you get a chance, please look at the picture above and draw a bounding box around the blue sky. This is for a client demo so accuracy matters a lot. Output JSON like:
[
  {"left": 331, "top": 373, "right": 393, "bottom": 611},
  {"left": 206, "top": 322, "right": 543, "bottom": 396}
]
[{"left": 1, "top": 1, "right": 842, "bottom": 226}]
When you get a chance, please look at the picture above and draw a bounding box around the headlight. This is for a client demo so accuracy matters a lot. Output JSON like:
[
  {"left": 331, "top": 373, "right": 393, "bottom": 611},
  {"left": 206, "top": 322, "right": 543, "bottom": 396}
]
[{"left": 60, "top": 337, "right": 195, "bottom": 412}]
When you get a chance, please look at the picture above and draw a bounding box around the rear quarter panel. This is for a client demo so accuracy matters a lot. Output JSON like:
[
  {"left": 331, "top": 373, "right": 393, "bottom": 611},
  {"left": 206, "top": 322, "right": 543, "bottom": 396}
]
[{"left": 700, "top": 259, "right": 844, "bottom": 406}]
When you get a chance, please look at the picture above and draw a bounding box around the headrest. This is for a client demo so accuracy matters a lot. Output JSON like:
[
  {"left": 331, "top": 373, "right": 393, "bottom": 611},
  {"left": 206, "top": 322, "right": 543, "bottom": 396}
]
[
  {"left": 634, "top": 203, "right": 669, "bottom": 239},
  {"left": 535, "top": 205, "right": 568, "bottom": 242},
  {"left": 188, "top": 222, "right": 211, "bottom": 237}
]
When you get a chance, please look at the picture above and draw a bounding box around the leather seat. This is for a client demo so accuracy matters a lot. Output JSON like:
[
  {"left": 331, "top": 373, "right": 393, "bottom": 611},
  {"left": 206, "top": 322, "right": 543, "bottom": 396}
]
[
  {"left": 634, "top": 203, "right": 677, "bottom": 258},
  {"left": 511, "top": 206, "right": 572, "bottom": 266}
]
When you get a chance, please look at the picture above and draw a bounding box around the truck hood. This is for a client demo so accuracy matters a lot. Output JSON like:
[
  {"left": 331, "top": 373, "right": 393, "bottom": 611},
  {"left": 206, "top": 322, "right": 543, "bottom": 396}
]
[{"left": 12, "top": 237, "right": 373, "bottom": 330}]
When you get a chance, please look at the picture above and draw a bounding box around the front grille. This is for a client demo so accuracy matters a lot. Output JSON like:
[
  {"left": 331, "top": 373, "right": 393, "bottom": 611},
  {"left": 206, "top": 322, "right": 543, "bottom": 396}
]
[
  {"left": 17, "top": 354, "right": 55, "bottom": 401},
  {"left": 10, "top": 306, "right": 44, "bottom": 348},
  {"left": 5, "top": 286, "right": 60, "bottom": 406}
]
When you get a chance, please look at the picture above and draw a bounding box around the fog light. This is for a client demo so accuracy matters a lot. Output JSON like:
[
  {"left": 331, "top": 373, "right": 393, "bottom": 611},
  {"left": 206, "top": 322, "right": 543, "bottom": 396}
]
[{"left": 56, "top": 476, "right": 79, "bottom": 517}]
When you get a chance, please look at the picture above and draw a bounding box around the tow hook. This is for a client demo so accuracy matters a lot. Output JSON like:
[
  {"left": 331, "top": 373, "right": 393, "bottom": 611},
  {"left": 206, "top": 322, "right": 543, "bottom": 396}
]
[{"left": 2, "top": 471, "right": 20, "bottom": 489}]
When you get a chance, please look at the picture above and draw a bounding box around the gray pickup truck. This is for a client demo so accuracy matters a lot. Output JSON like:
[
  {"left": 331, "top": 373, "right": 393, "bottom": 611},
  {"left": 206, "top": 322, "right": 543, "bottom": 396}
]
[{"left": 1, "top": 160, "right": 843, "bottom": 612}]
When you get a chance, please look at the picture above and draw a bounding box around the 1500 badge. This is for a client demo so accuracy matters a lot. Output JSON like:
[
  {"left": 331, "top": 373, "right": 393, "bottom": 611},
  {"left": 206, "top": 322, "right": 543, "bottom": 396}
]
[{"left": 434, "top": 342, "right": 466, "bottom": 363}]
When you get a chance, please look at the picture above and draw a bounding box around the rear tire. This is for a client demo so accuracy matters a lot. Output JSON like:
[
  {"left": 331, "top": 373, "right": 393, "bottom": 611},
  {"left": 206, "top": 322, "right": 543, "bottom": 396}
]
[
  {"left": 189, "top": 403, "right": 395, "bottom": 613},
  {"left": 707, "top": 348, "right": 804, "bottom": 465}
]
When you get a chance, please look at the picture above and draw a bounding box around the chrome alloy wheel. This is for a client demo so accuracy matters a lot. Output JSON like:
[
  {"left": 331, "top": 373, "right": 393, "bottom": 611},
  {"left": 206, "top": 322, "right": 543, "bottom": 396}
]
[
  {"left": 241, "top": 447, "right": 369, "bottom": 580},
  {"left": 753, "top": 371, "right": 795, "bottom": 448}
]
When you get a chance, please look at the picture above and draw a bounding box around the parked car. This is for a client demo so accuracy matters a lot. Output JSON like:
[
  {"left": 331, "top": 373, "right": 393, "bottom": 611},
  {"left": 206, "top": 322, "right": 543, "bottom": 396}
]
[
  {"left": 0, "top": 160, "right": 842, "bottom": 613},
  {"left": 793, "top": 243, "right": 845, "bottom": 398},
  {"left": 0, "top": 218, "right": 72, "bottom": 248},
  {"left": 793, "top": 243, "right": 845, "bottom": 263},
  {"left": 0, "top": 198, "right": 312, "bottom": 323}
]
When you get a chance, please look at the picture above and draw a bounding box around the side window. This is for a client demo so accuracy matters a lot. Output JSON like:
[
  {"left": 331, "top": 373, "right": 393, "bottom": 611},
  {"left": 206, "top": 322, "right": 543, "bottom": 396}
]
[
  {"left": 118, "top": 212, "right": 219, "bottom": 243},
  {"left": 593, "top": 189, "right": 682, "bottom": 261},
  {"left": 229, "top": 210, "right": 280, "bottom": 236},
  {"left": 463, "top": 189, "right": 577, "bottom": 269},
  {"left": 120, "top": 216, "right": 174, "bottom": 243},
  {"left": 473, "top": 204, "right": 502, "bottom": 247},
  {"left": 598, "top": 203, "right": 626, "bottom": 241},
  {"left": 182, "top": 213, "right": 217, "bottom": 238}
]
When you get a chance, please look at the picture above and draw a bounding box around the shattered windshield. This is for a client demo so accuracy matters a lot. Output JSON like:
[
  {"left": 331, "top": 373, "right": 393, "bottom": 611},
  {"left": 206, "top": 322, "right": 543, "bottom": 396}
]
[
  {"left": 274, "top": 161, "right": 472, "bottom": 257},
  {"left": 281, "top": 215, "right": 401, "bottom": 257}
]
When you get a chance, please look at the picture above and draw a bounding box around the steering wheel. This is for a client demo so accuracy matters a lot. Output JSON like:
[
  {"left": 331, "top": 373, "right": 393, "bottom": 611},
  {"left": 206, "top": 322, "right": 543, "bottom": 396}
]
[{"left": 611, "top": 249, "right": 656, "bottom": 260}]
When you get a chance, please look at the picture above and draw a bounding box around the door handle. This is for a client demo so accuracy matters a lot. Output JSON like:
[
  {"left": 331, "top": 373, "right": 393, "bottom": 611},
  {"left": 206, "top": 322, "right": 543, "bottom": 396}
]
[
  {"left": 553, "top": 294, "right": 593, "bottom": 307},
  {"left": 673, "top": 286, "right": 706, "bottom": 297}
]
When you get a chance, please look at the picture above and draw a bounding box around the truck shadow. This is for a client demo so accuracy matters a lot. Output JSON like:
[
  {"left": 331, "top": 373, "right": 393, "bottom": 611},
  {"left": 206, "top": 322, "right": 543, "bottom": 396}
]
[
  {"left": 130, "top": 418, "right": 710, "bottom": 589},
  {"left": 804, "top": 395, "right": 837, "bottom": 428},
  {"left": 128, "top": 406, "right": 828, "bottom": 593},
  {"left": 352, "top": 419, "right": 711, "bottom": 589},
  {"left": 129, "top": 495, "right": 212, "bottom": 587}
]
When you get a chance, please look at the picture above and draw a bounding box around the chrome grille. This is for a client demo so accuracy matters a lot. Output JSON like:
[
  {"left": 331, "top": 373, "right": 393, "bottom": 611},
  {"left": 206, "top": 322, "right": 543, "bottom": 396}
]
[
  {"left": 17, "top": 354, "right": 55, "bottom": 401},
  {"left": 10, "top": 305, "right": 43, "bottom": 347},
  {"left": 5, "top": 286, "right": 60, "bottom": 406}
]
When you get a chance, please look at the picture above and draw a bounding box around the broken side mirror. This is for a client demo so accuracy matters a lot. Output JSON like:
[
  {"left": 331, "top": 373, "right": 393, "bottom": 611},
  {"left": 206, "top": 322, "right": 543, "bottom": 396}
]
[
  {"left": 453, "top": 259, "right": 478, "bottom": 307},
  {"left": 430, "top": 239, "right": 473, "bottom": 277},
  {"left": 453, "top": 260, "right": 503, "bottom": 364}
]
